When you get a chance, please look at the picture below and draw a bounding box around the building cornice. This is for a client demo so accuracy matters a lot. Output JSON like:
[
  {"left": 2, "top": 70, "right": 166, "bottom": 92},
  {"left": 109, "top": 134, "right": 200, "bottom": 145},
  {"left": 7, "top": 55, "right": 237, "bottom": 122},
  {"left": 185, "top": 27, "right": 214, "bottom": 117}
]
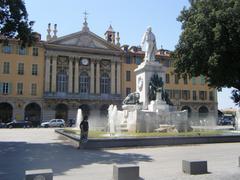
[{"left": 44, "top": 43, "right": 123, "bottom": 56}]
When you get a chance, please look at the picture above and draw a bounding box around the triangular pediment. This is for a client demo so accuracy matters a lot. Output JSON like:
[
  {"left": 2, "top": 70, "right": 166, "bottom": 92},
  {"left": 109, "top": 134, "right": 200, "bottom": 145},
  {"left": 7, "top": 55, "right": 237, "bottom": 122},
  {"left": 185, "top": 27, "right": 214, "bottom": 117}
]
[{"left": 47, "top": 30, "right": 121, "bottom": 51}]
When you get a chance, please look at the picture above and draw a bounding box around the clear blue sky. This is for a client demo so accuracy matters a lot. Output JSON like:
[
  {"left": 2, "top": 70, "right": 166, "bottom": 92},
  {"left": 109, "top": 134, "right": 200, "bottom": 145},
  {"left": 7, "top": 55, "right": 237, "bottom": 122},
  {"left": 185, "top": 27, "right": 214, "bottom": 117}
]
[{"left": 24, "top": 0, "right": 237, "bottom": 110}]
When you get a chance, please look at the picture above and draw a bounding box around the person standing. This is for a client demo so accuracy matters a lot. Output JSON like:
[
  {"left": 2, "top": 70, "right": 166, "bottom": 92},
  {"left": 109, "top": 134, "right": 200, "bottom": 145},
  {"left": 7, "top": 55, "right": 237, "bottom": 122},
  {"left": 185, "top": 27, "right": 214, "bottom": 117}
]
[{"left": 80, "top": 116, "right": 89, "bottom": 143}]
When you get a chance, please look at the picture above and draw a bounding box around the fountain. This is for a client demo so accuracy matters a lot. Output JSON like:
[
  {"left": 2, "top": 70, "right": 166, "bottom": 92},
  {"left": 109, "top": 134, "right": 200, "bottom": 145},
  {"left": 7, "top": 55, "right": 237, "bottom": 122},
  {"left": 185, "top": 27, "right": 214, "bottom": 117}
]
[
  {"left": 108, "top": 105, "right": 115, "bottom": 135},
  {"left": 72, "top": 27, "right": 214, "bottom": 135},
  {"left": 74, "top": 108, "right": 83, "bottom": 129},
  {"left": 56, "top": 27, "right": 231, "bottom": 149},
  {"left": 102, "top": 27, "right": 190, "bottom": 134},
  {"left": 106, "top": 105, "right": 124, "bottom": 137}
]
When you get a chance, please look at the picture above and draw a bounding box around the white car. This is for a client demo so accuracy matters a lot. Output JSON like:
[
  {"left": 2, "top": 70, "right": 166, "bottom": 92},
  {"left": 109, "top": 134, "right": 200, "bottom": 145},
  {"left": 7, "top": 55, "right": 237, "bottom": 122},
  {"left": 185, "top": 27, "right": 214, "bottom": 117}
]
[{"left": 41, "top": 119, "right": 65, "bottom": 128}]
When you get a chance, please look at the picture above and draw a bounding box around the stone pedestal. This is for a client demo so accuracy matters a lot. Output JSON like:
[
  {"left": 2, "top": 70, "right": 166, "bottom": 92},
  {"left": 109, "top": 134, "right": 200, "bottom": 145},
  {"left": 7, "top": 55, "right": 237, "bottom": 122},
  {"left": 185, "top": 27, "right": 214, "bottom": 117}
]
[{"left": 134, "top": 61, "right": 166, "bottom": 109}]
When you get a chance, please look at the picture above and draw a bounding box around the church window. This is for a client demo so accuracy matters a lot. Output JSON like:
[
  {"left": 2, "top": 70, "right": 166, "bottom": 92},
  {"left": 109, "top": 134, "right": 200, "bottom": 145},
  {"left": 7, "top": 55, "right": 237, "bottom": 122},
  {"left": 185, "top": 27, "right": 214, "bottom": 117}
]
[
  {"left": 79, "top": 72, "right": 90, "bottom": 94},
  {"left": 100, "top": 73, "right": 110, "bottom": 94},
  {"left": 57, "top": 70, "right": 68, "bottom": 92}
]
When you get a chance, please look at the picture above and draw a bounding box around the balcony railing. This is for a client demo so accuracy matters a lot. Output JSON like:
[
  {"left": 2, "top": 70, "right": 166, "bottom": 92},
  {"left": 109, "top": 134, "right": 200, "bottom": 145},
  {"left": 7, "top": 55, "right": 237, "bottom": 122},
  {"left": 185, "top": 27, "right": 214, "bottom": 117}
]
[{"left": 44, "top": 92, "right": 122, "bottom": 101}]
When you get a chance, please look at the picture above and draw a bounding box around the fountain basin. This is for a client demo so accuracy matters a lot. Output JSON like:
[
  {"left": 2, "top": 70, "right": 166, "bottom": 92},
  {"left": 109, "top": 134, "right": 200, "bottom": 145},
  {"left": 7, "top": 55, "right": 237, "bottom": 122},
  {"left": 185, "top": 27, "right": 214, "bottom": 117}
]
[{"left": 55, "top": 129, "right": 240, "bottom": 149}]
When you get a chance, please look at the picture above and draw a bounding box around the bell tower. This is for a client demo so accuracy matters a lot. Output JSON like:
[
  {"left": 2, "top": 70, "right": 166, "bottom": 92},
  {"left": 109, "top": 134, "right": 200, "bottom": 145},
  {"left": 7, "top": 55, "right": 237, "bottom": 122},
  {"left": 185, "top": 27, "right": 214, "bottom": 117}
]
[{"left": 105, "top": 25, "right": 115, "bottom": 44}]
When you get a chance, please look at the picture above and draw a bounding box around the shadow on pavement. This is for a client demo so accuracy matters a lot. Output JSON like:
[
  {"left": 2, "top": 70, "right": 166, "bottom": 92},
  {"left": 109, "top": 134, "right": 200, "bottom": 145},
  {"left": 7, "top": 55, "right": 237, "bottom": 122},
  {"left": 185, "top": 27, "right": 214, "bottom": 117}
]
[{"left": 0, "top": 141, "right": 153, "bottom": 180}]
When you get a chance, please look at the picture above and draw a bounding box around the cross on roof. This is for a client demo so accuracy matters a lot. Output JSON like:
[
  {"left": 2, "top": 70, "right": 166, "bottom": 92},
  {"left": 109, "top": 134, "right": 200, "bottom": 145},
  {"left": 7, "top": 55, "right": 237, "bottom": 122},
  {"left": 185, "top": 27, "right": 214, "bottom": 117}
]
[{"left": 83, "top": 10, "right": 89, "bottom": 22}]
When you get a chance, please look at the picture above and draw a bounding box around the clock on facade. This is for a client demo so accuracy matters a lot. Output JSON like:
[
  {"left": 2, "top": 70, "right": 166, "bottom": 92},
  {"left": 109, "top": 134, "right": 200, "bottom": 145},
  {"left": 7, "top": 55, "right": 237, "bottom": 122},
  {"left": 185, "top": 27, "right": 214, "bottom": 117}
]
[{"left": 81, "top": 58, "right": 89, "bottom": 65}]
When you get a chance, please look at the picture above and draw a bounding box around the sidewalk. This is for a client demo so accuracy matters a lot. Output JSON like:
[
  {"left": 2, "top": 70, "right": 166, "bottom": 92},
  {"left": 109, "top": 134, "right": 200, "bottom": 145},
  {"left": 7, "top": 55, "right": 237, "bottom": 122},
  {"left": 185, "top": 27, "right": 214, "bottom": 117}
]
[{"left": 0, "top": 129, "right": 240, "bottom": 180}]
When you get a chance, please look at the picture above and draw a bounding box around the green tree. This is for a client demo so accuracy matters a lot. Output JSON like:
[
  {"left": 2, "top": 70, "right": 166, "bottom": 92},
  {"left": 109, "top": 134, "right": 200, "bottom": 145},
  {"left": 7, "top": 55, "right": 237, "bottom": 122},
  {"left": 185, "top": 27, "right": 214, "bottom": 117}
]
[
  {"left": 173, "top": 0, "right": 240, "bottom": 105},
  {"left": 0, "top": 0, "right": 35, "bottom": 46}
]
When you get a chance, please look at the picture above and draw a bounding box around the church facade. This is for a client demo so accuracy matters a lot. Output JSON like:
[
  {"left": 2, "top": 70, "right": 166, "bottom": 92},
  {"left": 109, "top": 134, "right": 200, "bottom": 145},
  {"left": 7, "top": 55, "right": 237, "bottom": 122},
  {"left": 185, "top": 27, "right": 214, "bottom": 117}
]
[
  {"left": 0, "top": 19, "right": 218, "bottom": 125},
  {"left": 43, "top": 21, "right": 123, "bottom": 122}
]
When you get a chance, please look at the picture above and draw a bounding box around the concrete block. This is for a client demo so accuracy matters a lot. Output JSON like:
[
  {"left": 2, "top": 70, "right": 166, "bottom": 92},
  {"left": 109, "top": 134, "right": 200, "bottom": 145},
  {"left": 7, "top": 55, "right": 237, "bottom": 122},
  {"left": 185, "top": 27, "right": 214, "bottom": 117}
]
[
  {"left": 113, "top": 164, "right": 139, "bottom": 180},
  {"left": 182, "top": 160, "right": 207, "bottom": 175},
  {"left": 239, "top": 156, "right": 240, "bottom": 167},
  {"left": 25, "top": 169, "right": 53, "bottom": 180}
]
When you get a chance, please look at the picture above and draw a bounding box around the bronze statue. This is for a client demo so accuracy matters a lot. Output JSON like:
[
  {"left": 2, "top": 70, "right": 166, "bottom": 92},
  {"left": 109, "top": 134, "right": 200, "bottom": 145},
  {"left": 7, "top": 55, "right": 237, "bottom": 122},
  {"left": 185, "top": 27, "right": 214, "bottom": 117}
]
[{"left": 148, "top": 74, "right": 173, "bottom": 106}]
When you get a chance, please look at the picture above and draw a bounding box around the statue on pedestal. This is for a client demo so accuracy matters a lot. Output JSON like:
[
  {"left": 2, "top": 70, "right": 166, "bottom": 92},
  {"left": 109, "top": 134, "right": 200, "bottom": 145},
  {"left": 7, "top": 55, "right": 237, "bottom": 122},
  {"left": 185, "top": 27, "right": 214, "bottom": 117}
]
[{"left": 141, "top": 27, "right": 157, "bottom": 62}]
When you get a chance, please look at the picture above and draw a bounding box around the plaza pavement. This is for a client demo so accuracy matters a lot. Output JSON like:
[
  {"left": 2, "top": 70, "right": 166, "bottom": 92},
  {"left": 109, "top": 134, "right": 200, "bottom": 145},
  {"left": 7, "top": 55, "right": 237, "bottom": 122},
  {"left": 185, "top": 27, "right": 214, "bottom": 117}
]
[{"left": 0, "top": 128, "right": 240, "bottom": 180}]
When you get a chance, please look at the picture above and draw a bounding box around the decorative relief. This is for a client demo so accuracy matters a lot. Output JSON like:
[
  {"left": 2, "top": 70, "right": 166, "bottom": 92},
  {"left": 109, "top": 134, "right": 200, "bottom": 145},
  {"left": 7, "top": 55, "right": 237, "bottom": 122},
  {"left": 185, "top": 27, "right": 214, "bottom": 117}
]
[
  {"left": 76, "top": 35, "right": 96, "bottom": 47},
  {"left": 100, "top": 60, "right": 111, "bottom": 69},
  {"left": 57, "top": 56, "right": 68, "bottom": 66}
]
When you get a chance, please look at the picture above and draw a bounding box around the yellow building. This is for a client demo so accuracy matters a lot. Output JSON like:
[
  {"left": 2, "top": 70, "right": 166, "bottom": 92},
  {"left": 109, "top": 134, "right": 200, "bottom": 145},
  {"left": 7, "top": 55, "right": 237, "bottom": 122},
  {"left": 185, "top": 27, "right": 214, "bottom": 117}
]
[
  {"left": 121, "top": 46, "right": 218, "bottom": 121},
  {"left": 0, "top": 37, "right": 45, "bottom": 126},
  {"left": 0, "top": 20, "right": 218, "bottom": 125}
]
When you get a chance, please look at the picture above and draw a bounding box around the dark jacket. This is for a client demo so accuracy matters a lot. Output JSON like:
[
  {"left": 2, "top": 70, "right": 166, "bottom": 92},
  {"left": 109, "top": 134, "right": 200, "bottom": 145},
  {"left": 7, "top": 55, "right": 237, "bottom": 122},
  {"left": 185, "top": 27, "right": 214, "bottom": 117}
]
[{"left": 80, "top": 120, "right": 89, "bottom": 131}]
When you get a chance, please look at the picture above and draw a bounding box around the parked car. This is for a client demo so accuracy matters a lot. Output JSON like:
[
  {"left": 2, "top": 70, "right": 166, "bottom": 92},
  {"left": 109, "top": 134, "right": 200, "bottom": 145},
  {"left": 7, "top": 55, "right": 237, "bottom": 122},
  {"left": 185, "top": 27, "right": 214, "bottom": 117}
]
[
  {"left": 218, "top": 114, "right": 234, "bottom": 125},
  {"left": 6, "top": 120, "right": 32, "bottom": 128},
  {"left": 67, "top": 119, "right": 76, "bottom": 127},
  {"left": 0, "top": 122, "right": 6, "bottom": 128},
  {"left": 41, "top": 119, "right": 65, "bottom": 128}
]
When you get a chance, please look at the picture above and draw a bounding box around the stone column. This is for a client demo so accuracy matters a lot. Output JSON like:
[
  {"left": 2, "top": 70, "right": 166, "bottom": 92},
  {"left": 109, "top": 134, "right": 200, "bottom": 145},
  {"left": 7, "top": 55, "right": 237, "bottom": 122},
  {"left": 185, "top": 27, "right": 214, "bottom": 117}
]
[
  {"left": 111, "top": 61, "right": 116, "bottom": 94},
  {"left": 74, "top": 58, "right": 79, "bottom": 93},
  {"left": 68, "top": 57, "right": 73, "bottom": 93},
  {"left": 45, "top": 56, "right": 50, "bottom": 92},
  {"left": 90, "top": 59, "right": 95, "bottom": 94},
  {"left": 116, "top": 62, "right": 121, "bottom": 94},
  {"left": 96, "top": 61, "right": 100, "bottom": 94},
  {"left": 51, "top": 56, "right": 57, "bottom": 92}
]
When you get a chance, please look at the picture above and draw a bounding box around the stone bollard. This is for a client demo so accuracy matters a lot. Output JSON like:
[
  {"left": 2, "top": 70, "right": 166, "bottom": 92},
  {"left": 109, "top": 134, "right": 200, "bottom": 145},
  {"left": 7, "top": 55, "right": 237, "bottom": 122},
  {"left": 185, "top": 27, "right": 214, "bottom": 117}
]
[
  {"left": 239, "top": 157, "right": 240, "bottom": 167},
  {"left": 25, "top": 169, "right": 53, "bottom": 180},
  {"left": 113, "top": 164, "right": 139, "bottom": 180},
  {"left": 182, "top": 160, "right": 208, "bottom": 175}
]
